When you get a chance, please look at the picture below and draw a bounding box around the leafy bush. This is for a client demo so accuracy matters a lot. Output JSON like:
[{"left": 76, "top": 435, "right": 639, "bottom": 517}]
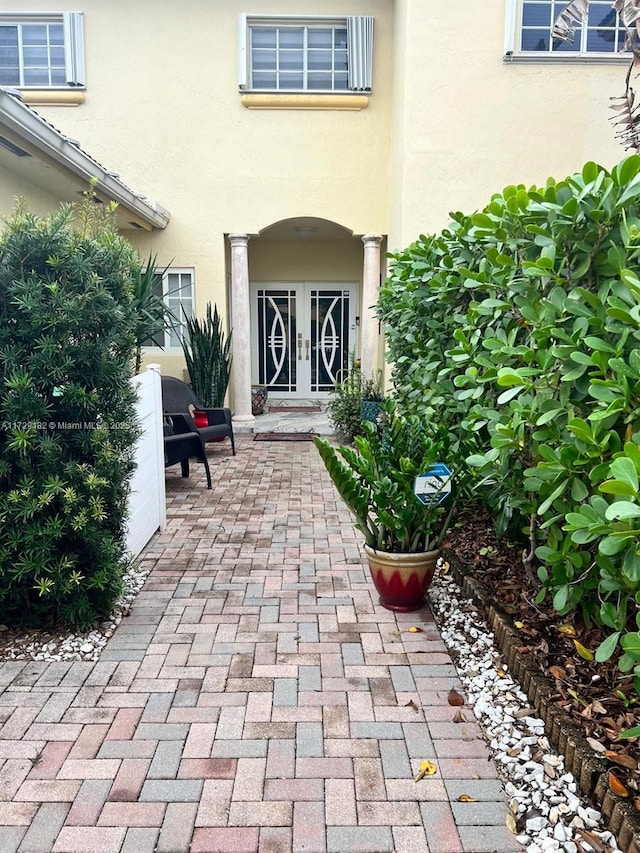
[
  {"left": 0, "top": 201, "right": 140, "bottom": 629},
  {"left": 377, "top": 156, "right": 640, "bottom": 682},
  {"left": 327, "top": 357, "right": 384, "bottom": 443}
]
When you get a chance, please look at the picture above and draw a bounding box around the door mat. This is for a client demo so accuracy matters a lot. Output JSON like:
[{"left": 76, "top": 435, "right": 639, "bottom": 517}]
[
  {"left": 254, "top": 432, "right": 317, "bottom": 442},
  {"left": 267, "top": 406, "right": 322, "bottom": 413}
]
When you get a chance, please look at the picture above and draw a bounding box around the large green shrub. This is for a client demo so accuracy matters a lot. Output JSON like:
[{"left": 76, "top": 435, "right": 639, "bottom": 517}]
[
  {"left": 378, "top": 156, "right": 640, "bottom": 682},
  {"left": 0, "top": 201, "right": 140, "bottom": 629}
]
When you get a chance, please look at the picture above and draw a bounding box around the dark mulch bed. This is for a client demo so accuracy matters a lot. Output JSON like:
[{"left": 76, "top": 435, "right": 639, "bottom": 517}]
[{"left": 445, "top": 505, "right": 640, "bottom": 810}]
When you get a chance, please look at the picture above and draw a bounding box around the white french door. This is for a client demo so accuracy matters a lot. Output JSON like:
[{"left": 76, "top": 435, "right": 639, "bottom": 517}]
[{"left": 250, "top": 282, "right": 358, "bottom": 398}]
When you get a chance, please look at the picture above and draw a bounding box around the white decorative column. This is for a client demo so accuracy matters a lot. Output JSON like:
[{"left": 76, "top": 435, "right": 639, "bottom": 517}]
[
  {"left": 360, "top": 234, "right": 383, "bottom": 382},
  {"left": 228, "top": 233, "right": 255, "bottom": 427}
]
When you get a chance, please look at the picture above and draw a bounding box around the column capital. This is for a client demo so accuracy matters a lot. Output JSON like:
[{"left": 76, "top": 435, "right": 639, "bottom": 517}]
[
  {"left": 362, "top": 234, "right": 383, "bottom": 247},
  {"left": 228, "top": 233, "right": 250, "bottom": 247}
]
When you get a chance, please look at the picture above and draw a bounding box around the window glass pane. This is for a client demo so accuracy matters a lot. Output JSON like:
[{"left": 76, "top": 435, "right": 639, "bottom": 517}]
[
  {"left": 252, "top": 49, "right": 276, "bottom": 70},
  {"left": 50, "top": 67, "right": 66, "bottom": 84},
  {"left": 0, "top": 27, "right": 18, "bottom": 46},
  {"left": 279, "top": 27, "right": 303, "bottom": 48},
  {"left": 22, "top": 25, "right": 47, "bottom": 45},
  {"left": 252, "top": 27, "right": 276, "bottom": 48},
  {"left": 521, "top": 29, "right": 549, "bottom": 50},
  {"left": 522, "top": 4, "right": 552, "bottom": 27},
  {"left": 586, "top": 28, "right": 617, "bottom": 51},
  {"left": 308, "top": 49, "right": 332, "bottom": 70},
  {"left": 334, "top": 50, "right": 348, "bottom": 71},
  {"left": 0, "top": 46, "right": 18, "bottom": 64},
  {"left": 590, "top": 6, "right": 616, "bottom": 27},
  {"left": 252, "top": 72, "right": 277, "bottom": 88},
  {"left": 334, "top": 72, "right": 348, "bottom": 90},
  {"left": 49, "top": 24, "right": 64, "bottom": 45},
  {"left": 0, "top": 68, "right": 19, "bottom": 85},
  {"left": 551, "top": 35, "right": 577, "bottom": 51},
  {"left": 50, "top": 47, "right": 65, "bottom": 66},
  {"left": 24, "top": 67, "right": 49, "bottom": 85},
  {"left": 308, "top": 28, "right": 332, "bottom": 48},
  {"left": 279, "top": 50, "right": 303, "bottom": 70},
  {"left": 279, "top": 73, "right": 303, "bottom": 89},
  {"left": 334, "top": 28, "right": 347, "bottom": 48},
  {"left": 23, "top": 47, "right": 48, "bottom": 66},
  {"left": 307, "top": 72, "right": 333, "bottom": 90}
]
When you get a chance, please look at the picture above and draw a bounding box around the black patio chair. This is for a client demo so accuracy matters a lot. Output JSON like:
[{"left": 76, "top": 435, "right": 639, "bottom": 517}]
[
  {"left": 163, "top": 419, "right": 212, "bottom": 489},
  {"left": 161, "top": 376, "right": 235, "bottom": 455}
]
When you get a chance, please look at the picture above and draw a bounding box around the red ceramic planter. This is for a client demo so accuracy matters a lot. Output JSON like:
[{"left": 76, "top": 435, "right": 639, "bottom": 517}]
[{"left": 364, "top": 545, "right": 439, "bottom": 612}]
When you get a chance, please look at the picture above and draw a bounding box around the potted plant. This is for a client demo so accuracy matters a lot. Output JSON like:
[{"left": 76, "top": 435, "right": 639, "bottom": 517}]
[
  {"left": 360, "top": 369, "right": 386, "bottom": 423},
  {"left": 314, "top": 402, "right": 456, "bottom": 611}
]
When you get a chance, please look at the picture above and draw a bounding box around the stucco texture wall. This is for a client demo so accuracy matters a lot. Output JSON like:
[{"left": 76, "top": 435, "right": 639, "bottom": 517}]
[{"left": 388, "top": 0, "right": 627, "bottom": 251}]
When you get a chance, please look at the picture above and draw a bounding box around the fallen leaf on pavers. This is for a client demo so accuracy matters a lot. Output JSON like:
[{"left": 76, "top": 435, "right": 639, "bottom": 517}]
[
  {"left": 573, "top": 640, "right": 594, "bottom": 661},
  {"left": 514, "top": 621, "right": 525, "bottom": 629},
  {"left": 505, "top": 814, "right": 518, "bottom": 834},
  {"left": 452, "top": 709, "right": 467, "bottom": 723},
  {"left": 414, "top": 760, "right": 437, "bottom": 781},
  {"left": 448, "top": 688, "right": 465, "bottom": 706},
  {"left": 608, "top": 772, "right": 630, "bottom": 798},
  {"left": 404, "top": 699, "right": 420, "bottom": 713},
  {"left": 457, "top": 794, "right": 477, "bottom": 802},
  {"left": 407, "top": 626, "right": 424, "bottom": 633},
  {"left": 586, "top": 737, "right": 607, "bottom": 754},
  {"left": 558, "top": 623, "right": 577, "bottom": 637},
  {"left": 605, "top": 750, "right": 638, "bottom": 770}
]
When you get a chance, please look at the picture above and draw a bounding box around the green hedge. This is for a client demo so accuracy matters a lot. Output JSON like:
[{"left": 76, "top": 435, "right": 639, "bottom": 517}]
[
  {"left": 0, "top": 202, "right": 140, "bottom": 629},
  {"left": 377, "top": 156, "right": 640, "bottom": 683}
]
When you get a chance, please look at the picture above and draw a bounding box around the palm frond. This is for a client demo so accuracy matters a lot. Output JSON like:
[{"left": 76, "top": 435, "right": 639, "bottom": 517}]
[{"left": 552, "top": 0, "right": 589, "bottom": 42}]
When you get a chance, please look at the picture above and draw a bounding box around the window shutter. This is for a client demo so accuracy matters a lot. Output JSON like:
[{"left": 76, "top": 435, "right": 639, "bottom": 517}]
[
  {"left": 503, "top": 0, "right": 517, "bottom": 54},
  {"left": 238, "top": 13, "right": 248, "bottom": 89},
  {"left": 347, "top": 15, "right": 374, "bottom": 91},
  {"left": 63, "top": 12, "right": 85, "bottom": 86}
]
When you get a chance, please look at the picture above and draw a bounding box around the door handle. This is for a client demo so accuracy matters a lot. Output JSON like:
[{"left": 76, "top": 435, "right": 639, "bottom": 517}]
[
  {"left": 297, "top": 333, "right": 302, "bottom": 360},
  {"left": 305, "top": 340, "right": 310, "bottom": 360}
]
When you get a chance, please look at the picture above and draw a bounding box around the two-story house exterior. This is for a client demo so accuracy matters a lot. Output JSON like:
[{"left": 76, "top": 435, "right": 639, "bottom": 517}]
[{"left": 0, "top": 1, "right": 626, "bottom": 425}]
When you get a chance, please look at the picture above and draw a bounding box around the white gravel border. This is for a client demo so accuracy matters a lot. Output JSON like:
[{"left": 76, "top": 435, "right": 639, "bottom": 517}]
[
  {"left": 0, "top": 559, "right": 150, "bottom": 662},
  {"left": 429, "top": 568, "right": 623, "bottom": 853}
]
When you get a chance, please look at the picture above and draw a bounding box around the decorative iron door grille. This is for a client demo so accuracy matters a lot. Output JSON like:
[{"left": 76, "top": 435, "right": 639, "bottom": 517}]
[{"left": 252, "top": 283, "right": 357, "bottom": 398}]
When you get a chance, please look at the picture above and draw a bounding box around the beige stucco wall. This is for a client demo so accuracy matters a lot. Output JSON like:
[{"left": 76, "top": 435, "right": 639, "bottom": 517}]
[
  {"left": 388, "top": 0, "right": 626, "bottom": 251},
  {"left": 0, "top": 164, "right": 64, "bottom": 220}
]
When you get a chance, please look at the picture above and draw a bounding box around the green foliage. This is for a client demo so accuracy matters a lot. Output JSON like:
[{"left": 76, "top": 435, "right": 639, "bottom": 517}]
[
  {"left": 327, "top": 358, "right": 384, "bottom": 443},
  {"left": 377, "top": 155, "right": 640, "bottom": 680},
  {"left": 315, "top": 401, "right": 458, "bottom": 552},
  {"left": 181, "top": 303, "right": 232, "bottom": 407},
  {"left": 0, "top": 200, "right": 140, "bottom": 629},
  {"left": 131, "top": 255, "right": 173, "bottom": 374}
]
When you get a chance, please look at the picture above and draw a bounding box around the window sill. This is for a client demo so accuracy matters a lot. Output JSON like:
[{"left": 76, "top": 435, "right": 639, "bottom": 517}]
[
  {"left": 240, "top": 93, "right": 369, "bottom": 111},
  {"left": 19, "top": 89, "right": 85, "bottom": 107},
  {"left": 504, "top": 53, "right": 630, "bottom": 65}
]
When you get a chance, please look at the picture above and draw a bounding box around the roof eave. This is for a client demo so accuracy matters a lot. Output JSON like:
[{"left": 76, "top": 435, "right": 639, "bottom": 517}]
[{"left": 0, "top": 88, "right": 170, "bottom": 231}]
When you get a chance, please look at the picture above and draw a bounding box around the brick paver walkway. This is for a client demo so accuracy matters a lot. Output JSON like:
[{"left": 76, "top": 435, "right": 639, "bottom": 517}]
[{"left": 0, "top": 437, "right": 520, "bottom": 852}]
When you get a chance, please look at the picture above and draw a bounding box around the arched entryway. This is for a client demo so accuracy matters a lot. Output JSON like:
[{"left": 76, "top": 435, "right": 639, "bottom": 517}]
[{"left": 227, "top": 217, "right": 384, "bottom": 427}]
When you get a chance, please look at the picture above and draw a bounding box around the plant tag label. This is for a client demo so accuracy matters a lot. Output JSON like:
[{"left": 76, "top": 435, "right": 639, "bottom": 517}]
[{"left": 414, "top": 464, "right": 452, "bottom": 506}]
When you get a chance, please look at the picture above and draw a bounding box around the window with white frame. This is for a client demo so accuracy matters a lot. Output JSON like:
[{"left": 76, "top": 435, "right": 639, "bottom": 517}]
[
  {"left": 143, "top": 269, "right": 194, "bottom": 350},
  {"left": 238, "top": 15, "right": 374, "bottom": 92},
  {"left": 0, "top": 12, "right": 85, "bottom": 88},
  {"left": 507, "top": 0, "right": 631, "bottom": 57}
]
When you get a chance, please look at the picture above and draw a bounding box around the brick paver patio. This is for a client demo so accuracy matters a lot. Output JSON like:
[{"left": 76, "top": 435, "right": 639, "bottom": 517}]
[{"left": 0, "top": 437, "right": 520, "bottom": 852}]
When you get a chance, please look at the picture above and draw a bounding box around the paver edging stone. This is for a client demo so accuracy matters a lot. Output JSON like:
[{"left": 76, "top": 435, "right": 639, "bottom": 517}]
[{"left": 441, "top": 550, "right": 640, "bottom": 853}]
